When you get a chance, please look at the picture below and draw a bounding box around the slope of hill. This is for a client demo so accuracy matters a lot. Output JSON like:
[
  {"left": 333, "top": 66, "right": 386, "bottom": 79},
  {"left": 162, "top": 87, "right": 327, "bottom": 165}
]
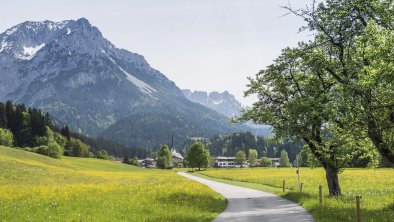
[
  {"left": 0, "top": 18, "right": 250, "bottom": 148},
  {"left": 0, "top": 146, "right": 225, "bottom": 221}
]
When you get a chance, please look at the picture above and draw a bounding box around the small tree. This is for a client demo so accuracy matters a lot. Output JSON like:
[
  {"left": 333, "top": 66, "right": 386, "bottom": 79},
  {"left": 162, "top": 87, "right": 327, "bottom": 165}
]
[
  {"left": 187, "top": 142, "right": 210, "bottom": 171},
  {"left": 0, "top": 128, "right": 14, "bottom": 147},
  {"left": 130, "top": 156, "right": 140, "bottom": 167},
  {"left": 235, "top": 150, "right": 246, "bottom": 168},
  {"left": 67, "top": 138, "right": 90, "bottom": 157},
  {"left": 260, "top": 157, "right": 272, "bottom": 167},
  {"left": 248, "top": 149, "right": 258, "bottom": 167},
  {"left": 157, "top": 145, "right": 172, "bottom": 169},
  {"left": 47, "top": 142, "right": 63, "bottom": 159},
  {"left": 280, "top": 150, "right": 291, "bottom": 167},
  {"left": 123, "top": 156, "right": 130, "bottom": 164},
  {"left": 96, "top": 150, "right": 110, "bottom": 160}
]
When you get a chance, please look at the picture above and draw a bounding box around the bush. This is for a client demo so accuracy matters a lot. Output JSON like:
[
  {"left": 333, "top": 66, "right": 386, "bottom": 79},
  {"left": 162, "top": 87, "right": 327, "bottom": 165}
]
[
  {"left": 96, "top": 150, "right": 110, "bottom": 160},
  {"left": 47, "top": 142, "right": 63, "bottom": 159},
  {"left": 0, "top": 128, "right": 14, "bottom": 147},
  {"left": 260, "top": 157, "right": 272, "bottom": 167},
  {"left": 157, "top": 145, "right": 172, "bottom": 169},
  {"left": 67, "top": 138, "right": 90, "bottom": 157},
  {"left": 36, "top": 145, "right": 49, "bottom": 156}
]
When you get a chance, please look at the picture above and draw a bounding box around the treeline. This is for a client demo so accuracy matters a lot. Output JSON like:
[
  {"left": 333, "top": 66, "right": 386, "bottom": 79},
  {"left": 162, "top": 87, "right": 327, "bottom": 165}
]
[
  {"left": 0, "top": 101, "right": 51, "bottom": 147},
  {"left": 183, "top": 132, "right": 302, "bottom": 162},
  {"left": 62, "top": 128, "right": 147, "bottom": 158},
  {"left": 0, "top": 101, "right": 144, "bottom": 159}
]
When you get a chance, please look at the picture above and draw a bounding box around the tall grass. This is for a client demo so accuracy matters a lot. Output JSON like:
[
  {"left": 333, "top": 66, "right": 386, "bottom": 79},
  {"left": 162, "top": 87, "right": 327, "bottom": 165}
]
[
  {"left": 197, "top": 168, "right": 394, "bottom": 222},
  {"left": 0, "top": 146, "right": 225, "bottom": 221}
]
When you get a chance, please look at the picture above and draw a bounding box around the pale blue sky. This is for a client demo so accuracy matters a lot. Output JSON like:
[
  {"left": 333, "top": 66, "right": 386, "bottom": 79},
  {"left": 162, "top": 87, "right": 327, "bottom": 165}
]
[{"left": 1, "top": 0, "right": 312, "bottom": 106}]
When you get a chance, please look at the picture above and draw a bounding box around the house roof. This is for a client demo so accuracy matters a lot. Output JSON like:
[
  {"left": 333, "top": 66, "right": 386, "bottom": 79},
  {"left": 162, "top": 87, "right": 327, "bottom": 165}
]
[{"left": 171, "top": 148, "right": 184, "bottom": 160}]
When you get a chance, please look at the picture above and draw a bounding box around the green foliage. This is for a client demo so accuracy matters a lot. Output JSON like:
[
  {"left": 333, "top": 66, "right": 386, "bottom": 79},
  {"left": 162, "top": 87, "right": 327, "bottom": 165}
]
[
  {"left": 96, "top": 150, "right": 111, "bottom": 160},
  {"left": 1, "top": 101, "right": 49, "bottom": 147},
  {"left": 187, "top": 142, "right": 210, "bottom": 170},
  {"left": 67, "top": 138, "right": 90, "bottom": 157},
  {"left": 157, "top": 145, "right": 172, "bottom": 169},
  {"left": 185, "top": 132, "right": 302, "bottom": 165},
  {"left": 248, "top": 149, "right": 258, "bottom": 167},
  {"left": 122, "top": 156, "right": 130, "bottom": 164},
  {"left": 279, "top": 150, "right": 290, "bottom": 167},
  {"left": 46, "top": 142, "right": 63, "bottom": 159},
  {"left": 234, "top": 150, "right": 246, "bottom": 167},
  {"left": 0, "top": 128, "right": 13, "bottom": 147},
  {"left": 130, "top": 156, "right": 140, "bottom": 167},
  {"left": 260, "top": 157, "right": 272, "bottom": 167}
]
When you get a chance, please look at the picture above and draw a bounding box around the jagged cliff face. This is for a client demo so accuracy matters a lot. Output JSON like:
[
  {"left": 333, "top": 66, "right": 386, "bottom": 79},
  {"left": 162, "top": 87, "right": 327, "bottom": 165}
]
[
  {"left": 183, "top": 89, "right": 243, "bottom": 117},
  {"left": 0, "top": 18, "right": 249, "bottom": 145}
]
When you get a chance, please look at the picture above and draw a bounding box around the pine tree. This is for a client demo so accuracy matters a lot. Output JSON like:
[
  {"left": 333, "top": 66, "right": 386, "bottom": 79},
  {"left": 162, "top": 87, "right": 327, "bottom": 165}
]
[{"left": 0, "top": 102, "right": 7, "bottom": 129}]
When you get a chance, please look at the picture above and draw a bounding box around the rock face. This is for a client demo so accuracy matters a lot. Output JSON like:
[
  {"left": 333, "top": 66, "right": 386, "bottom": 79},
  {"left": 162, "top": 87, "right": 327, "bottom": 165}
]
[
  {"left": 183, "top": 90, "right": 243, "bottom": 118},
  {"left": 0, "top": 18, "right": 250, "bottom": 148}
]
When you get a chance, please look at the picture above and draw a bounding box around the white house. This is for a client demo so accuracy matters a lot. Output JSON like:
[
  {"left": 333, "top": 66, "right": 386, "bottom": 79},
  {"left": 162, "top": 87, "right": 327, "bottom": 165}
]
[{"left": 214, "top": 156, "right": 236, "bottom": 168}]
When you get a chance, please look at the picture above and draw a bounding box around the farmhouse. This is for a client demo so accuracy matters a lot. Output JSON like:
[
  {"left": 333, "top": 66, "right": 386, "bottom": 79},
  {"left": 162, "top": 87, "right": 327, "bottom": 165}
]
[
  {"left": 140, "top": 158, "right": 156, "bottom": 168},
  {"left": 214, "top": 156, "right": 236, "bottom": 168},
  {"left": 171, "top": 148, "right": 184, "bottom": 164},
  {"left": 270, "top": 158, "right": 280, "bottom": 167}
]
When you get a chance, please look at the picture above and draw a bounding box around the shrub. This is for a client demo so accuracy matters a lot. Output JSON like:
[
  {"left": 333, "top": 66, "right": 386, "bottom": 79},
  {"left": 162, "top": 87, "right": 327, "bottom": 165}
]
[
  {"left": 260, "top": 157, "right": 272, "bottom": 167},
  {"left": 0, "top": 128, "right": 14, "bottom": 147},
  {"left": 67, "top": 138, "right": 90, "bottom": 157},
  {"left": 47, "top": 142, "right": 63, "bottom": 159}
]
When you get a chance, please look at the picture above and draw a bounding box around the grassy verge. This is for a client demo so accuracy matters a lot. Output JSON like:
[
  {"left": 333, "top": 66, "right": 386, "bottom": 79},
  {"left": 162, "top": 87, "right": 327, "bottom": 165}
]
[
  {"left": 0, "top": 146, "right": 225, "bottom": 221},
  {"left": 192, "top": 168, "right": 394, "bottom": 222}
]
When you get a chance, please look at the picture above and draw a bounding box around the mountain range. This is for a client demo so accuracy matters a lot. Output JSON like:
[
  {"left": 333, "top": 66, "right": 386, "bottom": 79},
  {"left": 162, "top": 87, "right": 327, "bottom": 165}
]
[
  {"left": 0, "top": 18, "right": 256, "bottom": 149},
  {"left": 183, "top": 90, "right": 243, "bottom": 118}
]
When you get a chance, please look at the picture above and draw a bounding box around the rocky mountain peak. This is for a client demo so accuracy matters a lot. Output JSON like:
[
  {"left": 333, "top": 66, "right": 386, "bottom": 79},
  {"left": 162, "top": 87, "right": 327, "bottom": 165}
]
[{"left": 183, "top": 89, "right": 243, "bottom": 118}]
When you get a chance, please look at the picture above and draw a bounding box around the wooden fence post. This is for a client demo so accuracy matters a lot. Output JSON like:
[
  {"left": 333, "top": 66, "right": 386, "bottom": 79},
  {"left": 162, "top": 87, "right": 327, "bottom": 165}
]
[
  {"left": 300, "top": 183, "right": 303, "bottom": 194},
  {"left": 319, "top": 185, "right": 323, "bottom": 207},
  {"left": 356, "top": 196, "right": 361, "bottom": 222},
  {"left": 283, "top": 180, "right": 285, "bottom": 193}
]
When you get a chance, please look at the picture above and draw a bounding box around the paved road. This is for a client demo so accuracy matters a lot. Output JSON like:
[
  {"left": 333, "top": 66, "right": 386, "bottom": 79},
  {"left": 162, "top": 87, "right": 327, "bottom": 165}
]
[{"left": 177, "top": 172, "right": 315, "bottom": 222}]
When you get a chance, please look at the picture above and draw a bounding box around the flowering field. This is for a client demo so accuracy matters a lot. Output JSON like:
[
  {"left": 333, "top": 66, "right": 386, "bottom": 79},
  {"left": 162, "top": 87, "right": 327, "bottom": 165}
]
[
  {"left": 197, "top": 168, "right": 394, "bottom": 222},
  {"left": 0, "top": 146, "right": 225, "bottom": 221}
]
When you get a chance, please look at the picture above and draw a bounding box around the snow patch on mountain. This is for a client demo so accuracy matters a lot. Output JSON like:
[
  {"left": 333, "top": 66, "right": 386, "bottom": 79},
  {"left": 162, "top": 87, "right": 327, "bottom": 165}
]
[
  {"left": 212, "top": 99, "right": 224, "bottom": 105},
  {"left": 18, "top": 44, "right": 45, "bottom": 60}
]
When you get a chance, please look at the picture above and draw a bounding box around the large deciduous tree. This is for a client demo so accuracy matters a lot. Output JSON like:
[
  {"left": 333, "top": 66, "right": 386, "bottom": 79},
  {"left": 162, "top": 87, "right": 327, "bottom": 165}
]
[
  {"left": 285, "top": 0, "right": 394, "bottom": 163},
  {"left": 239, "top": 46, "right": 355, "bottom": 195},
  {"left": 235, "top": 150, "right": 246, "bottom": 167},
  {"left": 187, "top": 142, "right": 210, "bottom": 171},
  {"left": 248, "top": 149, "right": 258, "bottom": 167},
  {"left": 157, "top": 145, "right": 172, "bottom": 169}
]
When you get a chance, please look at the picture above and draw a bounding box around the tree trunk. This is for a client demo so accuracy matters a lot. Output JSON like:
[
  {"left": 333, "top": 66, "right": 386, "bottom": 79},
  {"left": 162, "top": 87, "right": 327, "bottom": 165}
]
[
  {"left": 367, "top": 118, "right": 394, "bottom": 163},
  {"left": 324, "top": 163, "right": 341, "bottom": 196}
]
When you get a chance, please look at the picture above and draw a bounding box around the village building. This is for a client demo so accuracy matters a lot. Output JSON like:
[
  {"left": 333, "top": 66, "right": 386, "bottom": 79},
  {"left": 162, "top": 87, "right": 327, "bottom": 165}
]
[
  {"left": 140, "top": 158, "right": 156, "bottom": 168},
  {"left": 214, "top": 156, "right": 236, "bottom": 168},
  {"left": 171, "top": 148, "right": 184, "bottom": 164}
]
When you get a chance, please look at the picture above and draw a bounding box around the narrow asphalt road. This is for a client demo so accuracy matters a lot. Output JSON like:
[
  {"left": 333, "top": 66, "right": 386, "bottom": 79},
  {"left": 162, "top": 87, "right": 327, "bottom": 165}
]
[{"left": 177, "top": 172, "right": 315, "bottom": 222}]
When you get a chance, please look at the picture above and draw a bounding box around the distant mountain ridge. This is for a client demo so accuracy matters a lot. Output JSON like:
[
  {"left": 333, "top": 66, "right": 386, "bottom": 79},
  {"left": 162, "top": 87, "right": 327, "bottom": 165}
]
[
  {"left": 183, "top": 89, "right": 243, "bottom": 118},
  {"left": 0, "top": 18, "right": 251, "bottom": 149}
]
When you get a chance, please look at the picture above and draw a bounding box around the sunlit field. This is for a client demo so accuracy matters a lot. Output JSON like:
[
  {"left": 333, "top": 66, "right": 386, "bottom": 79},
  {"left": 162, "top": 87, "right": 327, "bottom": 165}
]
[
  {"left": 0, "top": 146, "right": 225, "bottom": 221},
  {"left": 196, "top": 167, "right": 394, "bottom": 222}
]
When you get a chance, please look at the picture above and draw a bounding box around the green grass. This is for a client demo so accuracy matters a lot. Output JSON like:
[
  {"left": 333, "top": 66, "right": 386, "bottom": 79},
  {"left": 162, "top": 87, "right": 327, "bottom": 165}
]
[
  {"left": 0, "top": 146, "right": 226, "bottom": 221},
  {"left": 194, "top": 168, "right": 394, "bottom": 222}
]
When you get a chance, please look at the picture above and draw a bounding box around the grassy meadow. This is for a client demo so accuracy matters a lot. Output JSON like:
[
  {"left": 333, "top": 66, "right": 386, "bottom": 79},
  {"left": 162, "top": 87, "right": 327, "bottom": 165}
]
[
  {"left": 195, "top": 167, "right": 394, "bottom": 222},
  {"left": 0, "top": 146, "right": 225, "bottom": 222}
]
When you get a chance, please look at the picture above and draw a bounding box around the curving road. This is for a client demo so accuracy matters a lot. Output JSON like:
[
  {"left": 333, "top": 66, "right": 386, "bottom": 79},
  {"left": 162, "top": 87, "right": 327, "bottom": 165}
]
[{"left": 177, "top": 172, "right": 315, "bottom": 222}]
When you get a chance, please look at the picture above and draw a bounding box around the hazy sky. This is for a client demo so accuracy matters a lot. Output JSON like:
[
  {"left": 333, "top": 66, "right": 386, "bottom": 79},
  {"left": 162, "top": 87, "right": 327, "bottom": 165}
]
[{"left": 1, "top": 0, "right": 312, "bottom": 106}]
